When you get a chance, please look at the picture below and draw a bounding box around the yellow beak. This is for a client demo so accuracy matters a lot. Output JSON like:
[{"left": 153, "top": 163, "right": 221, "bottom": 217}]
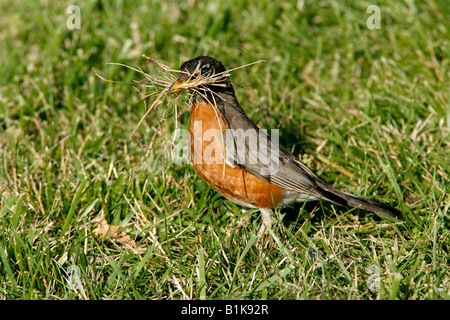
[{"left": 168, "top": 79, "right": 186, "bottom": 94}]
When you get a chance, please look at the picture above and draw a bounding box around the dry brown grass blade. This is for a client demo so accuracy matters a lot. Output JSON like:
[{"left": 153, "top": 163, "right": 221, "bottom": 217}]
[{"left": 130, "top": 89, "right": 165, "bottom": 140}]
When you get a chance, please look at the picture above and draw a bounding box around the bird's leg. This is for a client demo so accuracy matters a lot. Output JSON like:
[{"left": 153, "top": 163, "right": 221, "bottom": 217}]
[{"left": 257, "top": 208, "right": 274, "bottom": 238}]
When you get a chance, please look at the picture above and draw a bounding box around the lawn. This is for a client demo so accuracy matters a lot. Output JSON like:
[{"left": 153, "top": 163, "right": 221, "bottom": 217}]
[{"left": 0, "top": 0, "right": 448, "bottom": 300}]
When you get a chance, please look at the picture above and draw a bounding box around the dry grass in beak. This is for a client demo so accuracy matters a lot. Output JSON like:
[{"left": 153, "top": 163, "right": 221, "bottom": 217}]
[
  {"left": 169, "top": 59, "right": 266, "bottom": 94},
  {"left": 96, "top": 55, "right": 265, "bottom": 143}
]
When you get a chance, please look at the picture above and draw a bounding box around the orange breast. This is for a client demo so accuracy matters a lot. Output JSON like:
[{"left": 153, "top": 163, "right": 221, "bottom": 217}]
[{"left": 189, "top": 101, "right": 284, "bottom": 208}]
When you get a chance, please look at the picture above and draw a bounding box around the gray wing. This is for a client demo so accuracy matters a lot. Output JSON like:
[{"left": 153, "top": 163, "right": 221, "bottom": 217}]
[{"left": 222, "top": 124, "right": 325, "bottom": 199}]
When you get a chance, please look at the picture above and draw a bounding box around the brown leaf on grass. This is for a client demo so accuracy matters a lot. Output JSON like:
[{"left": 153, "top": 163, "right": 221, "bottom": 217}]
[
  {"left": 94, "top": 219, "right": 140, "bottom": 253},
  {"left": 404, "top": 195, "right": 421, "bottom": 205}
]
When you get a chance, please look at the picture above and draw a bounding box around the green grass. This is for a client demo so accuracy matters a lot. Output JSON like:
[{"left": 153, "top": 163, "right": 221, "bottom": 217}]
[{"left": 0, "top": 0, "right": 449, "bottom": 300}]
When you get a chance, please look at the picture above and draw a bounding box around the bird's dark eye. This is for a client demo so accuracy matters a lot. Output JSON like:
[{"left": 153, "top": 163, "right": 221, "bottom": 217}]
[{"left": 200, "top": 63, "right": 212, "bottom": 77}]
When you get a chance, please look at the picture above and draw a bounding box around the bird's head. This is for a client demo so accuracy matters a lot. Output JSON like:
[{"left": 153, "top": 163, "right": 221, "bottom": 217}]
[{"left": 168, "top": 56, "right": 230, "bottom": 95}]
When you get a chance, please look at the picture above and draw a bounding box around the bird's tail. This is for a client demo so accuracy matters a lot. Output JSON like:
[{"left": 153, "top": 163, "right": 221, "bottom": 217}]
[{"left": 314, "top": 179, "right": 402, "bottom": 219}]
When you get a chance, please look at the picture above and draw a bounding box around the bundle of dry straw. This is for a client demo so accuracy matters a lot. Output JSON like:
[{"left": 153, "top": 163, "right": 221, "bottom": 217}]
[{"left": 97, "top": 55, "right": 264, "bottom": 142}]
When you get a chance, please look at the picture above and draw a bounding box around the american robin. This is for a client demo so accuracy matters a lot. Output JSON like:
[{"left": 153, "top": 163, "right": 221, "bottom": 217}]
[{"left": 168, "top": 56, "right": 401, "bottom": 236}]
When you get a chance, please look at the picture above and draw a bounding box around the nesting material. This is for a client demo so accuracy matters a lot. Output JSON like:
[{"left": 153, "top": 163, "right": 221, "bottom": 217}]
[{"left": 97, "top": 55, "right": 265, "bottom": 142}]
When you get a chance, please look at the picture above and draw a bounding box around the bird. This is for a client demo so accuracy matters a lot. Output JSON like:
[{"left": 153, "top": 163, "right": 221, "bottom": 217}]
[{"left": 168, "top": 56, "right": 401, "bottom": 237}]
